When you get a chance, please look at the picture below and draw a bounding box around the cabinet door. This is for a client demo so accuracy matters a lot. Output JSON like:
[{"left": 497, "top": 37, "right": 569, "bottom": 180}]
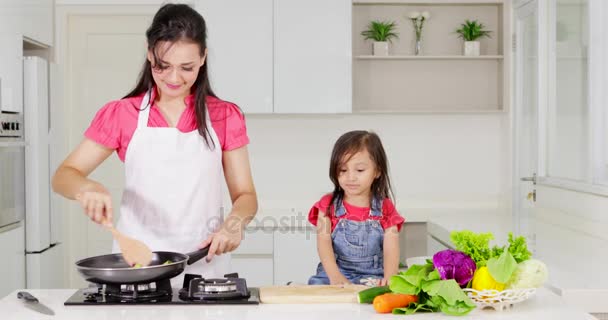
[
  {"left": 0, "top": 224, "right": 26, "bottom": 298},
  {"left": 274, "top": 0, "right": 352, "bottom": 114},
  {"left": 198, "top": 0, "right": 273, "bottom": 113},
  {"left": 22, "top": 0, "right": 53, "bottom": 46},
  {"left": 0, "top": 33, "right": 23, "bottom": 113},
  {"left": 231, "top": 257, "right": 274, "bottom": 287},
  {"left": 273, "top": 228, "right": 319, "bottom": 285}
]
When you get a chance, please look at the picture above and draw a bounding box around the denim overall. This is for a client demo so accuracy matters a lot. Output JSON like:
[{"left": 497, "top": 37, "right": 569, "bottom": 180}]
[{"left": 308, "top": 197, "right": 385, "bottom": 285}]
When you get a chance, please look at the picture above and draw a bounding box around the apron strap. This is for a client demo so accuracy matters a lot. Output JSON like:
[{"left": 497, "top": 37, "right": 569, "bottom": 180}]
[{"left": 137, "top": 90, "right": 152, "bottom": 128}]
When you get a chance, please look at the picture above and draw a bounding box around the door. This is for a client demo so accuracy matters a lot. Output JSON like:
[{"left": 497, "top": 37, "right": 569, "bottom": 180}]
[
  {"left": 64, "top": 7, "right": 157, "bottom": 287},
  {"left": 513, "top": 0, "right": 542, "bottom": 253}
]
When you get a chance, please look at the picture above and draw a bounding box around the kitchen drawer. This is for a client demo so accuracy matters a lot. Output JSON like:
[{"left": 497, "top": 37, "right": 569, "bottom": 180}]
[
  {"left": 234, "top": 228, "right": 274, "bottom": 254},
  {"left": 231, "top": 257, "right": 273, "bottom": 287}
]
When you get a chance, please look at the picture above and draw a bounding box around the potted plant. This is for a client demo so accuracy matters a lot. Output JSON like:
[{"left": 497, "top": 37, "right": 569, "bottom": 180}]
[
  {"left": 455, "top": 19, "right": 491, "bottom": 56},
  {"left": 361, "top": 20, "right": 398, "bottom": 56}
]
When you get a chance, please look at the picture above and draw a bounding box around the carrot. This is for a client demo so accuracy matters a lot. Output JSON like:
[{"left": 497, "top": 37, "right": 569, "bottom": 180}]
[{"left": 372, "top": 293, "right": 419, "bottom": 313}]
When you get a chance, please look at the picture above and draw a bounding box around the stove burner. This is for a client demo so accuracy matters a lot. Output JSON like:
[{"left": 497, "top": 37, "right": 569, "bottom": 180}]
[
  {"left": 64, "top": 273, "right": 259, "bottom": 305},
  {"left": 179, "top": 273, "right": 251, "bottom": 301},
  {"left": 198, "top": 278, "right": 238, "bottom": 293}
]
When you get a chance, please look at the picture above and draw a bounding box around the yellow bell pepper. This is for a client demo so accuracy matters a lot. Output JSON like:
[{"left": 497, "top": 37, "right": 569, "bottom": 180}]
[{"left": 472, "top": 266, "right": 505, "bottom": 291}]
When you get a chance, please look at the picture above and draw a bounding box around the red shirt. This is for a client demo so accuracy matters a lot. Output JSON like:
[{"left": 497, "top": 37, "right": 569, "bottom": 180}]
[
  {"left": 308, "top": 194, "right": 405, "bottom": 232},
  {"left": 84, "top": 89, "right": 249, "bottom": 162}
]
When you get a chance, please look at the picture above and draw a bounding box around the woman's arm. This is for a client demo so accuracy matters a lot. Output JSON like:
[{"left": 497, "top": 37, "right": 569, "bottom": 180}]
[
  {"left": 317, "top": 211, "right": 350, "bottom": 284},
  {"left": 382, "top": 225, "right": 400, "bottom": 284},
  {"left": 202, "top": 146, "right": 258, "bottom": 260},
  {"left": 51, "top": 138, "right": 115, "bottom": 224}
]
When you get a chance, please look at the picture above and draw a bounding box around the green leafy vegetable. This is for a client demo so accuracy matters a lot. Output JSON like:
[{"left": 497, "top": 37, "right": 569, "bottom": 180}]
[
  {"left": 486, "top": 250, "right": 518, "bottom": 283},
  {"left": 506, "top": 233, "right": 532, "bottom": 263},
  {"left": 451, "top": 231, "right": 532, "bottom": 267},
  {"left": 389, "top": 261, "right": 476, "bottom": 316},
  {"left": 450, "top": 230, "right": 494, "bottom": 266}
]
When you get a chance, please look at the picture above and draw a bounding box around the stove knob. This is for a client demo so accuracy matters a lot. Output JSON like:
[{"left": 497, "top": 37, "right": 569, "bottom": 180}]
[
  {"left": 15, "top": 123, "right": 19, "bottom": 131},
  {"left": 10, "top": 122, "right": 15, "bottom": 130}
]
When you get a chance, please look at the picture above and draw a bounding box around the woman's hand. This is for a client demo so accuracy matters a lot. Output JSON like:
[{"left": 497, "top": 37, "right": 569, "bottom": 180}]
[
  {"left": 329, "top": 274, "right": 351, "bottom": 285},
  {"left": 75, "top": 188, "right": 113, "bottom": 226},
  {"left": 199, "top": 218, "right": 244, "bottom": 262}
]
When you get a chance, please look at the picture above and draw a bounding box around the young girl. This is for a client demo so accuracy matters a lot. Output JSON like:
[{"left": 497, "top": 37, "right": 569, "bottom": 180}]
[{"left": 308, "top": 130, "right": 404, "bottom": 286}]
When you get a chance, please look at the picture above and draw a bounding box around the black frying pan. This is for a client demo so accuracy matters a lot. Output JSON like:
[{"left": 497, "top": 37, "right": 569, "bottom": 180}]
[{"left": 75, "top": 246, "right": 209, "bottom": 284}]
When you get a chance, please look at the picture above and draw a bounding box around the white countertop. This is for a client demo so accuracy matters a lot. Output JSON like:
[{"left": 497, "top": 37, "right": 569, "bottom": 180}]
[{"left": 0, "top": 288, "right": 594, "bottom": 320}]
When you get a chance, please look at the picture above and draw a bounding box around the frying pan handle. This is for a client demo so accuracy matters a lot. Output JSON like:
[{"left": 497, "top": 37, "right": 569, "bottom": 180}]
[{"left": 186, "top": 245, "right": 210, "bottom": 265}]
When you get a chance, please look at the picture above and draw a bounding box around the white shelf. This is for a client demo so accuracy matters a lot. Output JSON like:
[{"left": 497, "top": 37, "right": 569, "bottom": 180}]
[
  {"left": 353, "top": 0, "right": 504, "bottom": 4},
  {"left": 355, "top": 55, "right": 504, "bottom": 60}
]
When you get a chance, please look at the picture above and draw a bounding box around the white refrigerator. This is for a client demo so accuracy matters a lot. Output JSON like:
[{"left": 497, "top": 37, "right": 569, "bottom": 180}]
[{"left": 23, "top": 56, "right": 64, "bottom": 289}]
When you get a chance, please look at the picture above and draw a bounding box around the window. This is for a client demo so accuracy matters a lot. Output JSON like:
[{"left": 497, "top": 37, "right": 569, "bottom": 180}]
[
  {"left": 544, "top": 0, "right": 608, "bottom": 190},
  {"left": 547, "top": 0, "right": 589, "bottom": 182}
]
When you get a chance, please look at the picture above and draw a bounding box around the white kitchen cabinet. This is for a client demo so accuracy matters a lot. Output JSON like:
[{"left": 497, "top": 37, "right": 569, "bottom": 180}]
[
  {"left": 231, "top": 257, "right": 274, "bottom": 287},
  {"left": 0, "top": 34, "right": 23, "bottom": 113},
  {"left": 0, "top": 0, "right": 53, "bottom": 47},
  {"left": 427, "top": 234, "right": 449, "bottom": 256},
  {"left": 0, "top": 224, "right": 25, "bottom": 299},
  {"left": 273, "top": 227, "right": 318, "bottom": 285},
  {"left": 198, "top": 0, "right": 274, "bottom": 113},
  {"left": 198, "top": 0, "right": 351, "bottom": 114},
  {"left": 236, "top": 228, "right": 274, "bottom": 255},
  {"left": 273, "top": 0, "right": 352, "bottom": 114},
  {"left": 231, "top": 228, "right": 274, "bottom": 286},
  {"left": 22, "top": 0, "right": 53, "bottom": 46}
]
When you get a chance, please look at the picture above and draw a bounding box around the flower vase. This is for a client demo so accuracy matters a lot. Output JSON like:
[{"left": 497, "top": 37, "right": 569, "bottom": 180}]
[{"left": 415, "top": 39, "right": 422, "bottom": 55}]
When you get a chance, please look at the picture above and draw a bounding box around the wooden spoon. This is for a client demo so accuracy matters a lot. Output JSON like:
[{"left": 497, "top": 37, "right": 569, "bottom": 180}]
[{"left": 104, "top": 221, "right": 152, "bottom": 267}]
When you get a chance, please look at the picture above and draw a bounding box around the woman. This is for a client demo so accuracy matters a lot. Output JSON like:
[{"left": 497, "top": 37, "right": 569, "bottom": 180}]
[{"left": 52, "top": 3, "right": 257, "bottom": 285}]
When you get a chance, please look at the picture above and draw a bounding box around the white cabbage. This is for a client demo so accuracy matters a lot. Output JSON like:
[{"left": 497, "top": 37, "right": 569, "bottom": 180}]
[{"left": 506, "top": 259, "right": 548, "bottom": 289}]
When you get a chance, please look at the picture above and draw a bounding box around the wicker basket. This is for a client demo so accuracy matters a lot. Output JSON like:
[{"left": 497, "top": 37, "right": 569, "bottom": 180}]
[{"left": 462, "top": 288, "right": 537, "bottom": 311}]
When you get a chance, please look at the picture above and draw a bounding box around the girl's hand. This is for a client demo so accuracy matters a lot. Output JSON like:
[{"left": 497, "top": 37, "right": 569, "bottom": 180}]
[
  {"left": 329, "top": 274, "right": 351, "bottom": 285},
  {"left": 379, "top": 278, "right": 389, "bottom": 286},
  {"left": 75, "top": 189, "right": 113, "bottom": 226},
  {"left": 199, "top": 219, "right": 243, "bottom": 262}
]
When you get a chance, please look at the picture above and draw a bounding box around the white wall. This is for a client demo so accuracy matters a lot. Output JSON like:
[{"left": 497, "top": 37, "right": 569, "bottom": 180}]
[{"left": 245, "top": 113, "right": 511, "bottom": 220}]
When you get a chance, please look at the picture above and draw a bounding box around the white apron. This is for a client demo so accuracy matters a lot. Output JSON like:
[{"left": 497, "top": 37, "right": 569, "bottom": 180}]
[{"left": 113, "top": 90, "right": 230, "bottom": 288}]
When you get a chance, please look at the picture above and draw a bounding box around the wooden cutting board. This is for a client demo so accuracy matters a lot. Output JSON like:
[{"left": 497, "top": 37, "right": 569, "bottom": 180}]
[{"left": 258, "top": 285, "right": 368, "bottom": 304}]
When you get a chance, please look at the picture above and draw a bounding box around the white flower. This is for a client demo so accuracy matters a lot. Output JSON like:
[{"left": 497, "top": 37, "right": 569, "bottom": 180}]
[
  {"left": 422, "top": 11, "right": 431, "bottom": 20},
  {"left": 408, "top": 11, "right": 420, "bottom": 19}
]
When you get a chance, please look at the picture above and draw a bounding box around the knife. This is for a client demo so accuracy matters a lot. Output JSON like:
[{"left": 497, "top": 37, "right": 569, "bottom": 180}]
[{"left": 17, "top": 291, "right": 55, "bottom": 316}]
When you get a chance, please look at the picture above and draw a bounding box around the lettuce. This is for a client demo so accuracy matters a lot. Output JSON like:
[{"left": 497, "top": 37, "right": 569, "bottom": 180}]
[
  {"left": 390, "top": 261, "right": 476, "bottom": 316},
  {"left": 450, "top": 231, "right": 531, "bottom": 266},
  {"left": 450, "top": 230, "right": 494, "bottom": 267}
]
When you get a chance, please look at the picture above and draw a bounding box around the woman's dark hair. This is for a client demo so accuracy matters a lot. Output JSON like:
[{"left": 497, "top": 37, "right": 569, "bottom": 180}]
[
  {"left": 328, "top": 130, "right": 394, "bottom": 213},
  {"left": 124, "top": 3, "right": 216, "bottom": 148}
]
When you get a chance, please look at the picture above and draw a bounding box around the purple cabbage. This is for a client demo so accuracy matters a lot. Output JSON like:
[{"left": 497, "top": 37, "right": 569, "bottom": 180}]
[{"left": 432, "top": 249, "right": 476, "bottom": 287}]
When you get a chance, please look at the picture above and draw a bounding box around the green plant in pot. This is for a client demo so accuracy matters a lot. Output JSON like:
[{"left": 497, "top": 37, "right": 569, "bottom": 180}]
[
  {"left": 455, "top": 19, "right": 491, "bottom": 56},
  {"left": 361, "top": 20, "right": 398, "bottom": 56}
]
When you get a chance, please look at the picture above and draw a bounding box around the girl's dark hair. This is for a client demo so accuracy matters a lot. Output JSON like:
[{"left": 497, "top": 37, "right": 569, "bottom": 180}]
[
  {"left": 124, "top": 3, "right": 216, "bottom": 148},
  {"left": 328, "top": 130, "right": 394, "bottom": 213}
]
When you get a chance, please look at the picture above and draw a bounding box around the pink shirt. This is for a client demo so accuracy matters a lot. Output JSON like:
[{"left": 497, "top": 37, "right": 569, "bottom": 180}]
[
  {"left": 85, "top": 89, "right": 249, "bottom": 162},
  {"left": 308, "top": 194, "right": 405, "bottom": 232}
]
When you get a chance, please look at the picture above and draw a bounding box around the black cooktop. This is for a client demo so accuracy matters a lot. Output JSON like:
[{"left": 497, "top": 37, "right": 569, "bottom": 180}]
[{"left": 64, "top": 273, "right": 260, "bottom": 305}]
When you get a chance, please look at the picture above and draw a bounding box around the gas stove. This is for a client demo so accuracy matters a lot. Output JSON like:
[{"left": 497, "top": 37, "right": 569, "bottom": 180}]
[{"left": 64, "top": 273, "right": 259, "bottom": 305}]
